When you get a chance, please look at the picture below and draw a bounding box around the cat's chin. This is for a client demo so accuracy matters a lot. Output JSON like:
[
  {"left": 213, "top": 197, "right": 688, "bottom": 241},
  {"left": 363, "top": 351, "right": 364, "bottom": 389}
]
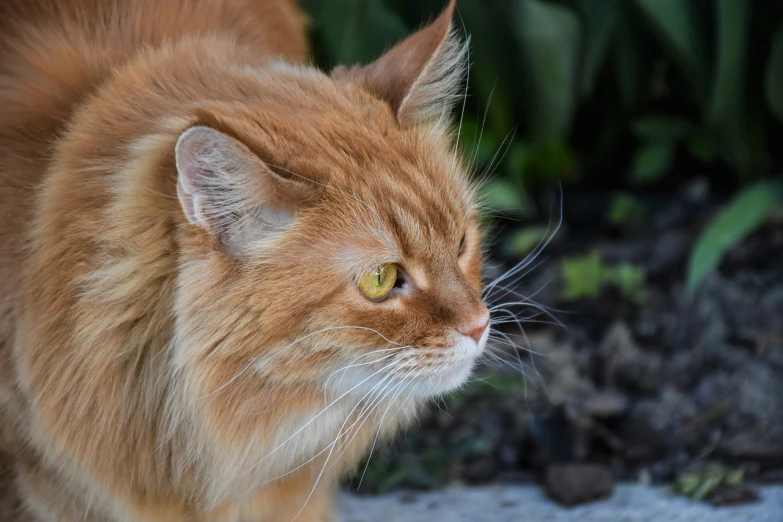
[
  {"left": 411, "top": 357, "right": 476, "bottom": 398},
  {"left": 414, "top": 329, "right": 490, "bottom": 397}
]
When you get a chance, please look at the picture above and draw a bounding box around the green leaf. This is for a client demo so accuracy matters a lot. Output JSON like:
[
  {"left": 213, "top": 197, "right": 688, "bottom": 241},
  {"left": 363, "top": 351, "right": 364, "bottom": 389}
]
[
  {"left": 612, "top": 11, "right": 641, "bottom": 109},
  {"left": 725, "top": 468, "right": 745, "bottom": 486},
  {"left": 607, "top": 192, "right": 647, "bottom": 226},
  {"left": 630, "top": 142, "right": 674, "bottom": 184},
  {"left": 458, "top": 0, "right": 516, "bottom": 136},
  {"left": 632, "top": 115, "right": 693, "bottom": 141},
  {"left": 509, "top": 226, "right": 550, "bottom": 256},
  {"left": 677, "top": 472, "right": 702, "bottom": 495},
  {"left": 709, "top": 0, "right": 749, "bottom": 125},
  {"left": 633, "top": 0, "right": 707, "bottom": 100},
  {"left": 562, "top": 253, "right": 647, "bottom": 304},
  {"left": 691, "top": 475, "right": 721, "bottom": 501},
  {"left": 674, "top": 463, "right": 749, "bottom": 503},
  {"left": 686, "top": 180, "right": 783, "bottom": 293},
  {"left": 608, "top": 264, "right": 648, "bottom": 305},
  {"left": 708, "top": 0, "right": 754, "bottom": 177},
  {"left": 574, "top": 0, "right": 619, "bottom": 98},
  {"left": 561, "top": 252, "right": 605, "bottom": 301},
  {"left": 512, "top": 0, "right": 582, "bottom": 142},
  {"left": 766, "top": 23, "right": 783, "bottom": 122}
]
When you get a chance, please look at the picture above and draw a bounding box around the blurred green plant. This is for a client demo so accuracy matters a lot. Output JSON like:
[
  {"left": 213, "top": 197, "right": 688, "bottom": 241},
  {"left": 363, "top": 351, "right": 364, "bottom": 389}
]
[
  {"left": 561, "top": 251, "right": 604, "bottom": 300},
  {"left": 686, "top": 179, "right": 783, "bottom": 294},
  {"left": 607, "top": 192, "right": 647, "bottom": 226},
  {"left": 301, "top": 0, "right": 783, "bottom": 293},
  {"left": 675, "top": 462, "right": 747, "bottom": 502},
  {"left": 507, "top": 225, "right": 552, "bottom": 257},
  {"left": 561, "top": 252, "right": 647, "bottom": 304}
]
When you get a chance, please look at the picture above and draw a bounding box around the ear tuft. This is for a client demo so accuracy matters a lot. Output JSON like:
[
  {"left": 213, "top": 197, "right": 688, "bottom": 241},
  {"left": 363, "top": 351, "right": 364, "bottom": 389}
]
[
  {"left": 175, "top": 126, "right": 257, "bottom": 232},
  {"left": 175, "top": 126, "right": 303, "bottom": 253},
  {"left": 333, "top": 0, "right": 468, "bottom": 127},
  {"left": 399, "top": 24, "right": 468, "bottom": 125}
]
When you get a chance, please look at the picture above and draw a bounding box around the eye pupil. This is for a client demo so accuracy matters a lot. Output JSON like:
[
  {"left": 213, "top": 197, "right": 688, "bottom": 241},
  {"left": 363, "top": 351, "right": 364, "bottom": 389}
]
[{"left": 357, "top": 263, "right": 398, "bottom": 301}]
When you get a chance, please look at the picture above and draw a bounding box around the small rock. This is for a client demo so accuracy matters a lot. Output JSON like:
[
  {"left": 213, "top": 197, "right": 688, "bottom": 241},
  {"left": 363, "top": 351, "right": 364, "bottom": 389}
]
[
  {"left": 543, "top": 463, "right": 614, "bottom": 507},
  {"left": 632, "top": 386, "right": 698, "bottom": 438},
  {"left": 538, "top": 340, "right": 594, "bottom": 406},
  {"left": 601, "top": 322, "right": 665, "bottom": 392},
  {"left": 567, "top": 389, "right": 630, "bottom": 419}
]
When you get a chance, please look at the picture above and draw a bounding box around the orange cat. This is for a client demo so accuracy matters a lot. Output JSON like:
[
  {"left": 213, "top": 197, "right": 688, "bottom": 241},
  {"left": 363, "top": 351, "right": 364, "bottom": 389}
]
[{"left": 0, "top": 0, "right": 489, "bottom": 520}]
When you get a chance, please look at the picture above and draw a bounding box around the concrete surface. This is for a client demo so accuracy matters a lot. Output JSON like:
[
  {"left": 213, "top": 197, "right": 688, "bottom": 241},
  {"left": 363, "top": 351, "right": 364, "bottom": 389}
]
[{"left": 340, "top": 484, "right": 783, "bottom": 522}]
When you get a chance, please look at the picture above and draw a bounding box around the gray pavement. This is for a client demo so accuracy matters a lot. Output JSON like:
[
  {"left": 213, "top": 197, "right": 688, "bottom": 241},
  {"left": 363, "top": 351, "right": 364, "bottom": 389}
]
[{"left": 340, "top": 484, "right": 783, "bottom": 521}]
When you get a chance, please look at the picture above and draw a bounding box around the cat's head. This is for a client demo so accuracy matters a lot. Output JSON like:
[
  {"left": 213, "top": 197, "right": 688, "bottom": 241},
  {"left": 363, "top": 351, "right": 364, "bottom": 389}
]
[{"left": 174, "top": 0, "right": 488, "bottom": 401}]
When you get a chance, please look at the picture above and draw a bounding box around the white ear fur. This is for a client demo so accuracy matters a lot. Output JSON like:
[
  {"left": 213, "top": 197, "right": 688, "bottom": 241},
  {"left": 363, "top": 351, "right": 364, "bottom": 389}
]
[
  {"left": 398, "top": 26, "right": 469, "bottom": 126},
  {"left": 332, "top": 0, "right": 468, "bottom": 128},
  {"left": 175, "top": 126, "right": 293, "bottom": 251}
]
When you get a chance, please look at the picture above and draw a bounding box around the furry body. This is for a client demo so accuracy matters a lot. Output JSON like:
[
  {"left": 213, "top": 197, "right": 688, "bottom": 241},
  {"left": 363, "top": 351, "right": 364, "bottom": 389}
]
[{"left": 0, "top": 1, "right": 486, "bottom": 520}]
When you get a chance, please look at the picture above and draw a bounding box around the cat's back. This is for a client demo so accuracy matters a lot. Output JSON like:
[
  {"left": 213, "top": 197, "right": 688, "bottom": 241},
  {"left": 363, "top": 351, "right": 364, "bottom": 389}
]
[
  {"left": 0, "top": 0, "right": 307, "bottom": 423},
  {"left": 0, "top": 0, "right": 307, "bottom": 143}
]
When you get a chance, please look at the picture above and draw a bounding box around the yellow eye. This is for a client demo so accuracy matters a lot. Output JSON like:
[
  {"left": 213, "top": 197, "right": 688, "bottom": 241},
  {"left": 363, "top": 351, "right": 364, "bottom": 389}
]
[{"left": 357, "top": 263, "right": 398, "bottom": 301}]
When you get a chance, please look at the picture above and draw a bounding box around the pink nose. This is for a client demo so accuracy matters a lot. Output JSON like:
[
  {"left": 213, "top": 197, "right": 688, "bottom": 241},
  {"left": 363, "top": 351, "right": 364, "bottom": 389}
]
[{"left": 459, "top": 316, "right": 489, "bottom": 343}]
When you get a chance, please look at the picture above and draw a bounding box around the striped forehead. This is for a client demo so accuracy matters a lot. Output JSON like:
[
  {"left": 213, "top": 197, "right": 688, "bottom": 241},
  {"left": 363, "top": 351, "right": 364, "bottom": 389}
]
[
  {"left": 371, "top": 166, "right": 471, "bottom": 258},
  {"left": 279, "top": 106, "right": 475, "bottom": 258}
]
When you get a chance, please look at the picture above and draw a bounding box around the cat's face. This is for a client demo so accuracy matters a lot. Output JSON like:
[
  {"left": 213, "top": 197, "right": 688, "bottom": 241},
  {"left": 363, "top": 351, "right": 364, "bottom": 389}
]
[{"left": 175, "top": 0, "right": 486, "bottom": 401}]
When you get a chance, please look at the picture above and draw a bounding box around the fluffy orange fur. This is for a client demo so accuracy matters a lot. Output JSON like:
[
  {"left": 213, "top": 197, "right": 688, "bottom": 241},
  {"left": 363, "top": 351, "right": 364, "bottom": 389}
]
[{"left": 0, "top": 0, "right": 489, "bottom": 520}]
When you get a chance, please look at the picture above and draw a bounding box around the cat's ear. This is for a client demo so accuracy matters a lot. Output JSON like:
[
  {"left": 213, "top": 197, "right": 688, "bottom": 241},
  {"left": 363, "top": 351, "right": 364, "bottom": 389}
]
[
  {"left": 175, "top": 126, "right": 313, "bottom": 253},
  {"left": 332, "top": 0, "right": 467, "bottom": 126}
]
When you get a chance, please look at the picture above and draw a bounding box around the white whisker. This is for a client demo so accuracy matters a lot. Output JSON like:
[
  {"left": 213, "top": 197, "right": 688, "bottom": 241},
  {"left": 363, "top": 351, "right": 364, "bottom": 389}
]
[
  {"left": 356, "top": 367, "right": 422, "bottom": 488},
  {"left": 199, "top": 325, "right": 403, "bottom": 400},
  {"left": 482, "top": 187, "right": 563, "bottom": 298},
  {"left": 290, "top": 361, "right": 416, "bottom": 521},
  {"left": 450, "top": 12, "right": 471, "bottom": 177},
  {"left": 245, "top": 359, "right": 402, "bottom": 474}
]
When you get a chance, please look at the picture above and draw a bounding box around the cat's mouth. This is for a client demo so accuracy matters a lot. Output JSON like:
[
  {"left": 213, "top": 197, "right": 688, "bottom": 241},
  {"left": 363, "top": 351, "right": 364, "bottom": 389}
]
[
  {"left": 409, "top": 327, "right": 490, "bottom": 397},
  {"left": 326, "top": 328, "right": 489, "bottom": 400}
]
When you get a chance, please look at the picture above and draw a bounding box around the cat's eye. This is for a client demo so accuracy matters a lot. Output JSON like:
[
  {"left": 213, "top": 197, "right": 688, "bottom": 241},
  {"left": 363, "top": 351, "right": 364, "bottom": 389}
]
[
  {"left": 357, "top": 263, "right": 398, "bottom": 301},
  {"left": 457, "top": 234, "right": 466, "bottom": 256}
]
